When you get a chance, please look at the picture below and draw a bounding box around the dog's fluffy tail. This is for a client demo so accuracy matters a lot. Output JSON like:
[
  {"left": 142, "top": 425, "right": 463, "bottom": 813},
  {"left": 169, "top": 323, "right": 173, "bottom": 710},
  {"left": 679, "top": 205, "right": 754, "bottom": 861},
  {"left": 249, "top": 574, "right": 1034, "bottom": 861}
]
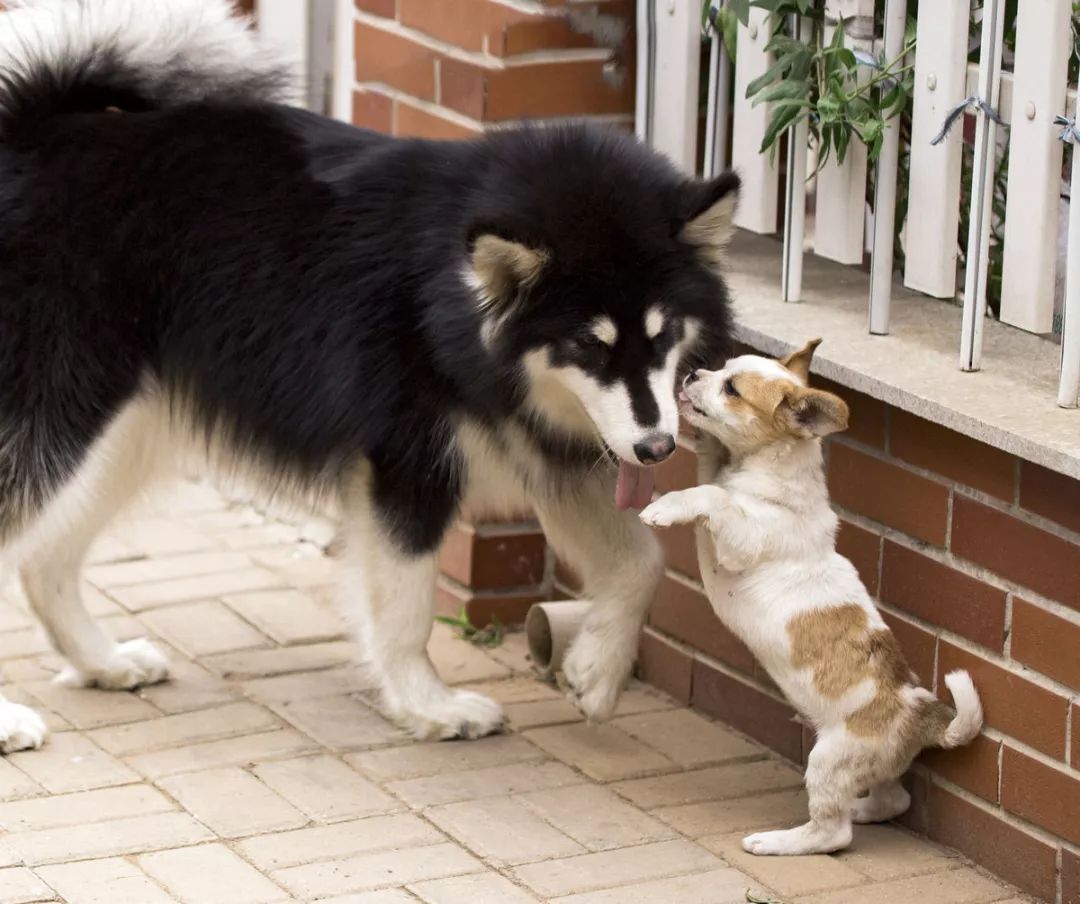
[
  {"left": 937, "top": 670, "right": 984, "bottom": 748},
  {"left": 0, "top": 0, "right": 287, "bottom": 140}
]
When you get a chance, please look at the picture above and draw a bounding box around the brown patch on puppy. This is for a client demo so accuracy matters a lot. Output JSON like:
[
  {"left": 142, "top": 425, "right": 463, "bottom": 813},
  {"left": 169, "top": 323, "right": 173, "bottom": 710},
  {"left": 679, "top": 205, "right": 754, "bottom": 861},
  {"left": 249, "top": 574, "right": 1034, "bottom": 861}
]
[
  {"left": 788, "top": 605, "right": 915, "bottom": 737},
  {"left": 729, "top": 374, "right": 849, "bottom": 444}
]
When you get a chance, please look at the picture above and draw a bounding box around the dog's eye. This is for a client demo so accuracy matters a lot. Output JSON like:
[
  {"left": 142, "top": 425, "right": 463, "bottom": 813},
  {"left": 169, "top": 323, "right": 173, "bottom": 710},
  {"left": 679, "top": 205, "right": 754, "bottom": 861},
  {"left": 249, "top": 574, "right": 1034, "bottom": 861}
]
[
  {"left": 577, "top": 334, "right": 609, "bottom": 351},
  {"left": 723, "top": 378, "right": 739, "bottom": 397}
]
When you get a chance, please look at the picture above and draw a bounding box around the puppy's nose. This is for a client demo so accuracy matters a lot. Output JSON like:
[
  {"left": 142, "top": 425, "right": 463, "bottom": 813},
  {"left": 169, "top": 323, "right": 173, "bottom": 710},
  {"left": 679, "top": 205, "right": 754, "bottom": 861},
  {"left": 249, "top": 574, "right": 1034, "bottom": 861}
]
[
  {"left": 633, "top": 432, "right": 676, "bottom": 465},
  {"left": 683, "top": 370, "right": 701, "bottom": 387}
]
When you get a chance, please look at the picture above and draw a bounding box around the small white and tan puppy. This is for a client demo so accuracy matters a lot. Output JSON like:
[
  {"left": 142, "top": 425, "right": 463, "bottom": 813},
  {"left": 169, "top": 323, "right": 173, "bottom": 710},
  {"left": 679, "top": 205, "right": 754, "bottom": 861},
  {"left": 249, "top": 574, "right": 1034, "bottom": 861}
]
[{"left": 640, "top": 340, "right": 983, "bottom": 856}]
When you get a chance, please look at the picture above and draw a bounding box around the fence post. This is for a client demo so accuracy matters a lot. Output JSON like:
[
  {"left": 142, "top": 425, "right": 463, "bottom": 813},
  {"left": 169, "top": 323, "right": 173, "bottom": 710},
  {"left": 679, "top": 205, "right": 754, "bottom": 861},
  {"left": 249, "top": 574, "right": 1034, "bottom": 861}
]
[
  {"left": 647, "top": 0, "right": 701, "bottom": 174},
  {"left": 732, "top": 7, "right": 778, "bottom": 232},
  {"left": 1060, "top": 106, "right": 1080, "bottom": 408},
  {"left": 782, "top": 16, "right": 809, "bottom": 303},
  {"left": 703, "top": 14, "right": 733, "bottom": 178}
]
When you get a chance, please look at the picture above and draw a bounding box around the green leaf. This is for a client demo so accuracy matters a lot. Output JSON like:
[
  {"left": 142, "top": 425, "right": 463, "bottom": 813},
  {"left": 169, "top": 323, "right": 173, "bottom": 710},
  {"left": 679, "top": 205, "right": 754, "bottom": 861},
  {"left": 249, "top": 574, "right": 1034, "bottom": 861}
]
[
  {"left": 759, "top": 103, "right": 808, "bottom": 155},
  {"left": 755, "top": 79, "right": 810, "bottom": 106},
  {"left": 730, "top": 0, "right": 751, "bottom": 27}
]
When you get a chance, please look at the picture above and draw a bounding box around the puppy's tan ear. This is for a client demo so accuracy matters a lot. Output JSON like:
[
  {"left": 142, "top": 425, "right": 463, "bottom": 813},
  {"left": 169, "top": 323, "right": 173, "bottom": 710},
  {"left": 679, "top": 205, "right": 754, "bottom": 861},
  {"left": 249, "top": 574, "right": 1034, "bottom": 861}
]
[
  {"left": 779, "top": 338, "right": 822, "bottom": 383},
  {"left": 779, "top": 386, "right": 848, "bottom": 438},
  {"left": 468, "top": 234, "right": 548, "bottom": 311}
]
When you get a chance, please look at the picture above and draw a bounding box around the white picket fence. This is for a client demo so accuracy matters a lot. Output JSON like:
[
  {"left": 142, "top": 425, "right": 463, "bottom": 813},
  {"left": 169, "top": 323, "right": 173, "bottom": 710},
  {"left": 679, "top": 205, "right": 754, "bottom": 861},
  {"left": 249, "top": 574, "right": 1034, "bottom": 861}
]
[{"left": 637, "top": 0, "right": 1080, "bottom": 409}]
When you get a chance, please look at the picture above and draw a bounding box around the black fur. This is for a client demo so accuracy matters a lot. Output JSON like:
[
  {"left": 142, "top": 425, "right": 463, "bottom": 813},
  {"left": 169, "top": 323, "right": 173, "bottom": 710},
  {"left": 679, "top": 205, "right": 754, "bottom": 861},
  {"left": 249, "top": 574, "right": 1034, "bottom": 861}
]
[{"left": 0, "top": 46, "right": 736, "bottom": 554}]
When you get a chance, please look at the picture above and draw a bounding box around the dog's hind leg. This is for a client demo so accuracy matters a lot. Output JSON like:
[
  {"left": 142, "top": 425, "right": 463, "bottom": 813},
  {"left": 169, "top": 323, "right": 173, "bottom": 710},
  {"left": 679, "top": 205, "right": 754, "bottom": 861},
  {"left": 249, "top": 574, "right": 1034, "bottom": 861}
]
[
  {"left": 0, "top": 695, "right": 47, "bottom": 753},
  {"left": 532, "top": 477, "right": 664, "bottom": 722},
  {"left": 16, "top": 397, "right": 170, "bottom": 690},
  {"left": 851, "top": 779, "right": 910, "bottom": 823},
  {"left": 339, "top": 466, "right": 504, "bottom": 741}
]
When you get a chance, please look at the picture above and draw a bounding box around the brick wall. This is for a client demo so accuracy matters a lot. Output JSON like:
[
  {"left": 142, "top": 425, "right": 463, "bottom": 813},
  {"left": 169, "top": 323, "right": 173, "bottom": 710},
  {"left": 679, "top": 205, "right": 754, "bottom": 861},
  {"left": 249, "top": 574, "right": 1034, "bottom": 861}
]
[
  {"left": 351, "top": 0, "right": 634, "bottom": 140},
  {"left": 624, "top": 342, "right": 1080, "bottom": 904}
]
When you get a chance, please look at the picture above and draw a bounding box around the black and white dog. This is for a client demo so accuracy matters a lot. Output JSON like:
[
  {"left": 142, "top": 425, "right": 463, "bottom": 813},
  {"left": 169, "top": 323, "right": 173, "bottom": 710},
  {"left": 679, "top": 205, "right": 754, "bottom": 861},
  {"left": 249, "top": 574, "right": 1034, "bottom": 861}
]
[{"left": 0, "top": 0, "right": 738, "bottom": 751}]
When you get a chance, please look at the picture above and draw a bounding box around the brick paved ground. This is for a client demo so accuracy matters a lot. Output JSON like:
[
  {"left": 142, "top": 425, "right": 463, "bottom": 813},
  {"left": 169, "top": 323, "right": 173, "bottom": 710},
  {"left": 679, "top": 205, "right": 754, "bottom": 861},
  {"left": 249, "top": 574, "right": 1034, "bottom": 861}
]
[{"left": 0, "top": 483, "right": 1033, "bottom": 903}]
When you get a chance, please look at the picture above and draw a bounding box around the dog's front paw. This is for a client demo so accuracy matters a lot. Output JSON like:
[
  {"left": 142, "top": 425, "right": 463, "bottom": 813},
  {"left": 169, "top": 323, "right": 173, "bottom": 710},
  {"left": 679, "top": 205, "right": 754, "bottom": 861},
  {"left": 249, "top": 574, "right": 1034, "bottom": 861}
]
[
  {"left": 0, "top": 700, "right": 47, "bottom": 753},
  {"left": 56, "top": 638, "right": 170, "bottom": 690},
  {"left": 639, "top": 497, "right": 690, "bottom": 529},
  {"left": 561, "top": 629, "right": 632, "bottom": 722}
]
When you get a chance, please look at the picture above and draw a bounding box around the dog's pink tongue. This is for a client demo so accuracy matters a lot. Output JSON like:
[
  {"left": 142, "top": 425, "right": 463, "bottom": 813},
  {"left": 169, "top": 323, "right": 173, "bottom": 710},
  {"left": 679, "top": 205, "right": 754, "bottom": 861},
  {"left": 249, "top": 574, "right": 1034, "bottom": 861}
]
[{"left": 615, "top": 462, "right": 655, "bottom": 511}]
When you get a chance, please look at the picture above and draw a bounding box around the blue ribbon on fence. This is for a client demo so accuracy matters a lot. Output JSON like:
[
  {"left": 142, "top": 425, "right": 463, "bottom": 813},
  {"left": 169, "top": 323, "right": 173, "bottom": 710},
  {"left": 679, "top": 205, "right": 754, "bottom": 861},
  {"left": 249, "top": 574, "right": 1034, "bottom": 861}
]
[
  {"left": 1054, "top": 114, "right": 1080, "bottom": 144},
  {"left": 930, "top": 95, "right": 1005, "bottom": 146}
]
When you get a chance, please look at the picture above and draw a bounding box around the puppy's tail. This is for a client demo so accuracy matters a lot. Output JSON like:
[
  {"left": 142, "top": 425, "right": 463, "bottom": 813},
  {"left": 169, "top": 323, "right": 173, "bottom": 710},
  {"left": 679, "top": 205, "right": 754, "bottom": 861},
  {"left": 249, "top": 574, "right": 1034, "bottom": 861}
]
[
  {"left": 0, "top": 0, "right": 288, "bottom": 141},
  {"left": 935, "top": 670, "right": 984, "bottom": 748}
]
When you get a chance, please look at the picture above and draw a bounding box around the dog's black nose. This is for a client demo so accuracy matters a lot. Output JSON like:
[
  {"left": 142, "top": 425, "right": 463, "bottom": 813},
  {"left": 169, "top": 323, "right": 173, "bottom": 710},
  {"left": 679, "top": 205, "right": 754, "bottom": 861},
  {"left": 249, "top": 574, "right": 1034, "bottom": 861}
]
[
  {"left": 633, "top": 433, "right": 676, "bottom": 464},
  {"left": 684, "top": 370, "right": 701, "bottom": 386}
]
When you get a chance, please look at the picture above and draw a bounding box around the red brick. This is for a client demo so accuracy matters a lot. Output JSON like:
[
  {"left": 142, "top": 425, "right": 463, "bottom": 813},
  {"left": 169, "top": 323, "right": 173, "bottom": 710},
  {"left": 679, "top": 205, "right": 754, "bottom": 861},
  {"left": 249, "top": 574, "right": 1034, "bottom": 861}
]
[
  {"left": 880, "top": 610, "right": 936, "bottom": 689},
  {"left": 352, "top": 89, "right": 393, "bottom": 132},
  {"left": 654, "top": 442, "right": 698, "bottom": 494},
  {"left": 836, "top": 518, "right": 881, "bottom": 596},
  {"left": 492, "top": 16, "right": 598, "bottom": 56},
  {"left": 398, "top": 0, "right": 535, "bottom": 52},
  {"left": 816, "top": 378, "right": 886, "bottom": 448},
  {"left": 637, "top": 629, "right": 692, "bottom": 704},
  {"left": 1074, "top": 702, "right": 1080, "bottom": 768},
  {"left": 691, "top": 659, "right": 803, "bottom": 763},
  {"left": 657, "top": 520, "right": 700, "bottom": 581},
  {"left": 890, "top": 410, "right": 1015, "bottom": 500},
  {"left": 918, "top": 733, "right": 1000, "bottom": 804},
  {"left": 828, "top": 443, "right": 949, "bottom": 545},
  {"left": 435, "top": 578, "right": 544, "bottom": 627},
  {"left": 1011, "top": 598, "right": 1080, "bottom": 688},
  {"left": 438, "top": 522, "right": 546, "bottom": 590},
  {"left": 916, "top": 782, "right": 1058, "bottom": 903},
  {"left": 1001, "top": 745, "right": 1080, "bottom": 846},
  {"left": 356, "top": 0, "right": 396, "bottom": 16},
  {"left": 437, "top": 58, "right": 486, "bottom": 119},
  {"left": 952, "top": 495, "right": 1080, "bottom": 611},
  {"left": 1064, "top": 848, "right": 1080, "bottom": 904},
  {"left": 880, "top": 541, "right": 1006, "bottom": 651},
  {"left": 649, "top": 575, "right": 755, "bottom": 675},
  {"left": 938, "top": 641, "right": 1069, "bottom": 759},
  {"left": 355, "top": 22, "right": 436, "bottom": 100},
  {"left": 397, "top": 101, "right": 481, "bottom": 140},
  {"left": 1020, "top": 461, "right": 1080, "bottom": 535}
]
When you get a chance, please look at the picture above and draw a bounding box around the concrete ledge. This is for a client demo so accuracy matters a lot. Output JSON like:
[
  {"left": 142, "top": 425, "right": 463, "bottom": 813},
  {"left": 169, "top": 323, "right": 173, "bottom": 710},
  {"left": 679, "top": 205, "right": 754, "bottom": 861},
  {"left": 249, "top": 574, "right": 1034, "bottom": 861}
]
[{"left": 727, "top": 231, "right": 1080, "bottom": 480}]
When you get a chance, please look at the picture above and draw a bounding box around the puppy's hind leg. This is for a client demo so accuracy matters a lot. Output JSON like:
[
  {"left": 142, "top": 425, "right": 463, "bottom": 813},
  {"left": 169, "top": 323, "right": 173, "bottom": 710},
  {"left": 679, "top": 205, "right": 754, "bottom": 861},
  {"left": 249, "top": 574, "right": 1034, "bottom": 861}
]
[
  {"left": 17, "top": 398, "right": 170, "bottom": 690},
  {"left": 851, "top": 779, "right": 910, "bottom": 824}
]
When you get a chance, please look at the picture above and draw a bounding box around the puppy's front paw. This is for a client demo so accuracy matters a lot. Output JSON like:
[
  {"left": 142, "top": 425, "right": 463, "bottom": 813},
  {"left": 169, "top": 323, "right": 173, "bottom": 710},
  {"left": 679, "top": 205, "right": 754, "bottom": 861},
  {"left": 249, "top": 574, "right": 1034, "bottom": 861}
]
[{"left": 639, "top": 497, "right": 689, "bottom": 528}]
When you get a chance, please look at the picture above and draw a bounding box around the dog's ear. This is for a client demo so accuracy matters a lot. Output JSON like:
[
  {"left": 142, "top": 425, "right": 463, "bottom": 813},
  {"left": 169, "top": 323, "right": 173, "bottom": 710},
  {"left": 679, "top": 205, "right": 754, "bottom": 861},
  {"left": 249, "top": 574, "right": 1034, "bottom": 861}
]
[
  {"left": 677, "top": 171, "right": 741, "bottom": 266},
  {"left": 778, "top": 386, "right": 849, "bottom": 438},
  {"left": 779, "top": 338, "right": 822, "bottom": 383},
  {"left": 467, "top": 231, "right": 548, "bottom": 312}
]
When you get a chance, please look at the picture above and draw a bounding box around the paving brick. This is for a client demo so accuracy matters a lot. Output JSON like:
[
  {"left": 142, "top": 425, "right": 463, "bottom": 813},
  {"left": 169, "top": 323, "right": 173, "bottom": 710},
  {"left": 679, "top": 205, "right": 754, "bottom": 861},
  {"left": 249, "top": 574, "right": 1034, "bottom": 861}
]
[
  {"left": 87, "top": 551, "right": 253, "bottom": 589},
  {"left": 793, "top": 867, "right": 1016, "bottom": 904},
  {"left": 523, "top": 723, "right": 673, "bottom": 782},
  {"left": 548, "top": 867, "right": 768, "bottom": 904},
  {"left": 347, "top": 734, "right": 544, "bottom": 782},
  {"left": 7, "top": 733, "right": 137, "bottom": 793},
  {"left": 612, "top": 759, "right": 802, "bottom": 810},
  {"left": 141, "top": 601, "right": 269, "bottom": 657},
  {"left": 241, "top": 666, "right": 370, "bottom": 703},
  {"left": 427, "top": 796, "right": 584, "bottom": 866},
  {"left": 0, "top": 757, "right": 44, "bottom": 801},
  {"left": 125, "top": 728, "right": 319, "bottom": 779},
  {"left": 139, "top": 843, "right": 287, "bottom": 904},
  {"left": 918, "top": 732, "right": 1000, "bottom": 803},
  {"left": 222, "top": 589, "right": 345, "bottom": 645},
  {"left": 1000, "top": 745, "right": 1080, "bottom": 845},
  {"left": 511, "top": 839, "right": 721, "bottom": 898},
  {"left": 828, "top": 443, "right": 950, "bottom": 545},
  {"left": 409, "top": 871, "right": 539, "bottom": 903},
  {"left": 427, "top": 625, "right": 511, "bottom": 684},
  {"left": 110, "top": 568, "right": 284, "bottom": 611},
  {"left": 252, "top": 755, "right": 399, "bottom": 822},
  {"left": 450, "top": 676, "right": 560, "bottom": 706},
  {"left": 952, "top": 495, "right": 1080, "bottom": 610},
  {"left": 136, "top": 655, "right": 238, "bottom": 714},
  {"left": 159, "top": 767, "right": 307, "bottom": 838},
  {"left": 19, "top": 681, "right": 159, "bottom": 731},
  {"left": 35, "top": 857, "right": 177, "bottom": 904},
  {"left": 648, "top": 575, "right": 756, "bottom": 674},
  {"left": 1019, "top": 461, "right": 1080, "bottom": 534},
  {"left": 702, "top": 831, "right": 869, "bottom": 896},
  {"left": 518, "top": 784, "right": 675, "bottom": 851},
  {"left": 324, "top": 892, "right": 418, "bottom": 904},
  {"left": 387, "top": 760, "right": 580, "bottom": 808},
  {"left": 836, "top": 517, "right": 882, "bottom": 596},
  {"left": 0, "top": 628, "right": 50, "bottom": 662},
  {"left": 880, "top": 541, "right": 1007, "bottom": 650},
  {"left": 6, "top": 812, "right": 213, "bottom": 865},
  {"left": 653, "top": 788, "right": 809, "bottom": 838},
  {"left": 113, "top": 517, "right": 216, "bottom": 558},
  {"left": 481, "top": 632, "right": 534, "bottom": 675},
  {"left": 636, "top": 630, "right": 693, "bottom": 703},
  {"left": 504, "top": 697, "right": 583, "bottom": 729},
  {"left": 271, "top": 694, "right": 405, "bottom": 750},
  {"left": 202, "top": 641, "right": 357, "bottom": 679},
  {"left": 889, "top": 410, "right": 1015, "bottom": 500},
  {"left": 834, "top": 823, "right": 959, "bottom": 881},
  {"left": 239, "top": 814, "right": 442, "bottom": 871},
  {"left": 250, "top": 545, "right": 336, "bottom": 588},
  {"left": 937, "top": 640, "right": 1068, "bottom": 758},
  {"left": 88, "top": 702, "right": 280, "bottom": 756},
  {"left": 0, "top": 784, "right": 173, "bottom": 832},
  {"left": 272, "top": 842, "right": 481, "bottom": 898},
  {"left": 1009, "top": 597, "right": 1080, "bottom": 687},
  {"left": 612, "top": 708, "right": 760, "bottom": 768},
  {"left": 0, "top": 866, "right": 53, "bottom": 904}
]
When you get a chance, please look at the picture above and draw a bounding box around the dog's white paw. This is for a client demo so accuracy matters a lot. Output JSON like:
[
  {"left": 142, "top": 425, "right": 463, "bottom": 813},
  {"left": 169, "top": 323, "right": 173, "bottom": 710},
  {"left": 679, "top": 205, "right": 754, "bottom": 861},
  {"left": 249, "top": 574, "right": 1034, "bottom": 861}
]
[
  {"left": 638, "top": 498, "right": 681, "bottom": 528},
  {"left": 742, "top": 823, "right": 852, "bottom": 856},
  {"left": 0, "top": 699, "right": 47, "bottom": 753},
  {"left": 56, "top": 638, "right": 170, "bottom": 690},
  {"left": 396, "top": 688, "right": 506, "bottom": 741},
  {"left": 561, "top": 629, "right": 631, "bottom": 722}
]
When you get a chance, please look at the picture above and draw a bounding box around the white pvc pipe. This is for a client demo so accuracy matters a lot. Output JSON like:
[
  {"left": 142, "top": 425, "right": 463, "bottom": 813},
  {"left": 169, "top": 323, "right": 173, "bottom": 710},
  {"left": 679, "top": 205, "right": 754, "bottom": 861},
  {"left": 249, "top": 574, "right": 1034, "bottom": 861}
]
[
  {"left": 868, "top": 0, "right": 908, "bottom": 334},
  {"left": 960, "top": 0, "right": 1007, "bottom": 372},
  {"left": 1060, "top": 123, "right": 1080, "bottom": 407},
  {"left": 525, "top": 602, "right": 593, "bottom": 679}
]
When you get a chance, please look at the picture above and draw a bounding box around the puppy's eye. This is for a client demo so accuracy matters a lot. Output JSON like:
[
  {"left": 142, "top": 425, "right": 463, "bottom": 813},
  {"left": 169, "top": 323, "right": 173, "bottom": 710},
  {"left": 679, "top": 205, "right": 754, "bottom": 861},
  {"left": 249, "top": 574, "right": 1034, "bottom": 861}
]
[{"left": 723, "top": 378, "right": 739, "bottom": 397}]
